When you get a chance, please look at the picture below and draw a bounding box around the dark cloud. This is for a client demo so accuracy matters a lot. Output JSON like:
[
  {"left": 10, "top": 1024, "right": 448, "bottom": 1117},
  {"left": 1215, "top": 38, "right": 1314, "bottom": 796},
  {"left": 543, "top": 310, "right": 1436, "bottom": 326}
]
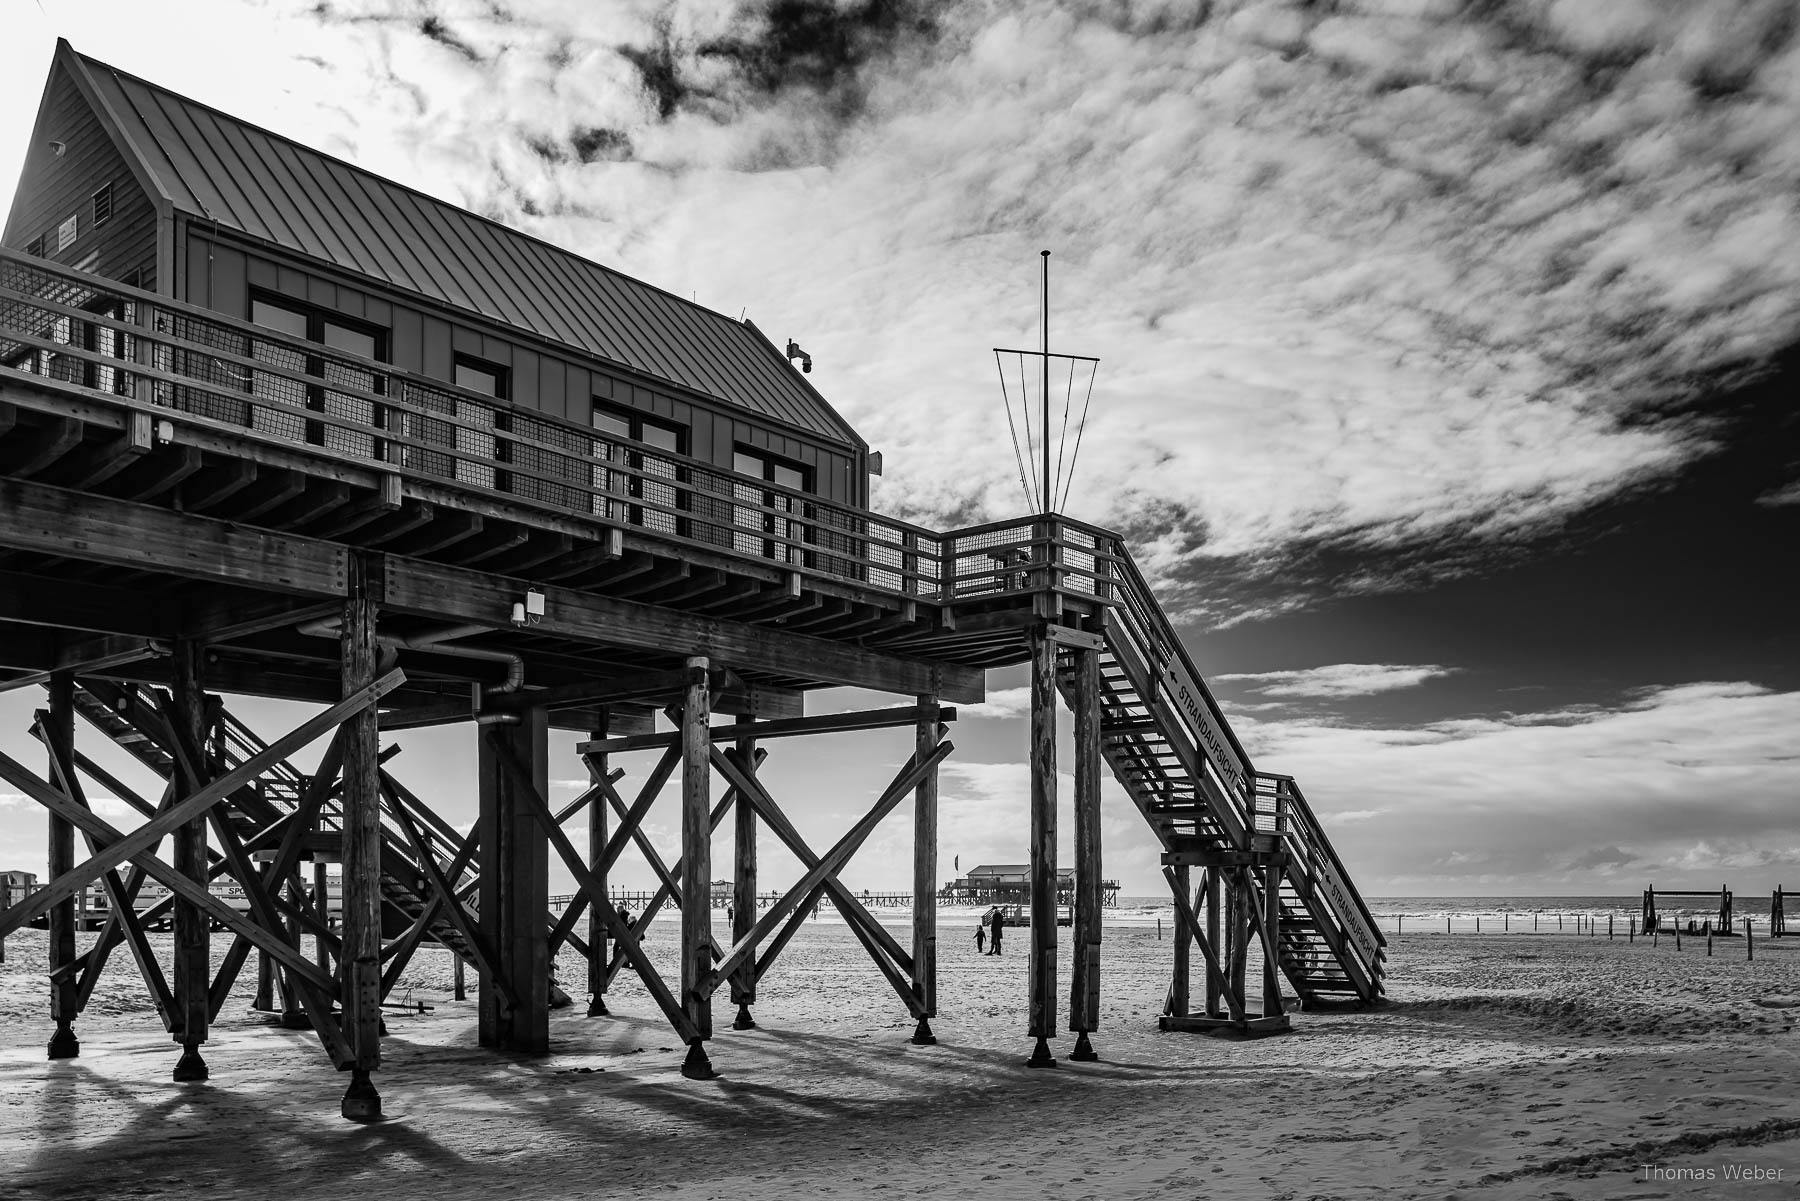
[
  {"left": 618, "top": 16, "right": 693, "bottom": 121},
  {"left": 420, "top": 14, "right": 484, "bottom": 62},
  {"left": 618, "top": 1, "right": 943, "bottom": 124},
  {"left": 571, "top": 126, "right": 633, "bottom": 163},
  {"left": 698, "top": 0, "right": 939, "bottom": 99}
]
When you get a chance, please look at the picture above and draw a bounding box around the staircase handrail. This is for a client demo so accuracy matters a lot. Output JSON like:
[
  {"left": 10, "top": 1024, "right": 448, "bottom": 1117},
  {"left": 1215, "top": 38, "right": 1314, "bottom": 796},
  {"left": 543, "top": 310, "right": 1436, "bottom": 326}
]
[
  {"left": 1258, "top": 771, "right": 1386, "bottom": 970},
  {"left": 1100, "top": 540, "right": 1259, "bottom": 845}
]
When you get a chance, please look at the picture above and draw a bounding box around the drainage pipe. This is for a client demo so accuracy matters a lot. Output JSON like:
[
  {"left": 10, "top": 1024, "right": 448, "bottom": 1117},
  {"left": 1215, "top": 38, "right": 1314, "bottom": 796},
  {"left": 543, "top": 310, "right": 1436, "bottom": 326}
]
[{"left": 297, "top": 619, "right": 524, "bottom": 694}]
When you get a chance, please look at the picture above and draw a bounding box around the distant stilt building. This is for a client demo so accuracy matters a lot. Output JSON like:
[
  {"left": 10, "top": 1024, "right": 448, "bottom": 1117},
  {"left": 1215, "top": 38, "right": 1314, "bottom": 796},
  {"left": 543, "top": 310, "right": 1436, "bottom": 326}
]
[{"left": 940, "top": 864, "right": 1117, "bottom": 908}]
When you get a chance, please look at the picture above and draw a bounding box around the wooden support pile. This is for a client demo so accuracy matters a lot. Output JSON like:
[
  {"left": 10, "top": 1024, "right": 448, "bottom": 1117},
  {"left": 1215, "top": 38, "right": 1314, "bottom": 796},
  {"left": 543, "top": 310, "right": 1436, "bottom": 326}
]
[
  {"left": 567, "top": 691, "right": 957, "bottom": 1075},
  {"left": 1154, "top": 856, "right": 1291, "bottom": 1036},
  {"left": 0, "top": 654, "right": 404, "bottom": 1117}
]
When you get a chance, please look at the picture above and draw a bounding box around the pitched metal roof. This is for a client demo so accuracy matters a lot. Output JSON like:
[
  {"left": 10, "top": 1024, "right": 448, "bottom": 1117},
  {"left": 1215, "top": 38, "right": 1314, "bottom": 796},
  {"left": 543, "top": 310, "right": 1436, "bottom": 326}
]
[{"left": 61, "top": 43, "right": 862, "bottom": 447}]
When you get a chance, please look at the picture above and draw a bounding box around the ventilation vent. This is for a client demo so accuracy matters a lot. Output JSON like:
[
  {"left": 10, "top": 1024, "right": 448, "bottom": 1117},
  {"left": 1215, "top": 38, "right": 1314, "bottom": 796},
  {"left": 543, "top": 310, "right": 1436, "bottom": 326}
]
[{"left": 92, "top": 182, "right": 113, "bottom": 226}]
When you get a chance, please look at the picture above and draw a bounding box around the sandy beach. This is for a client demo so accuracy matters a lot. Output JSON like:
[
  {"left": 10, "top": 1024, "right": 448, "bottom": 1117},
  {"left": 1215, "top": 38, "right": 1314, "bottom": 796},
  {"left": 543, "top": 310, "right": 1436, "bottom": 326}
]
[{"left": 2, "top": 915, "right": 1797, "bottom": 1200}]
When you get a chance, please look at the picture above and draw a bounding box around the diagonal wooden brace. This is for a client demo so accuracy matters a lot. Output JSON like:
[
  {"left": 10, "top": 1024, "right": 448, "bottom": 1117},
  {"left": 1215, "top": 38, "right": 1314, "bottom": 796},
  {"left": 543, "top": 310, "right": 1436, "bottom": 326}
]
[
  {"left": 387, "top": 787, "right": 517, "bottom": 1011},
  {"left": 0, "top": 747, "right": 341, "bottom": 996},
  {"left": 37, "top": 714, "right": 177, "bottom": 1029},
  {"left": 569, "top": 750, "right": 758, "bottom": 960},
  {"left": 496, "top": 740, "right": 698, "bottom": 1043},
  {"left": 1164, "top": 866, "right": 1243, "bottom": 1022},
  {"left": 208, "top": 796, "right": 356, "bottom": 1065},
  {"left": 0, "top": 669, "right": 403, "bottom": 937},
  {"left": 584, "top": 745, "right": 681, "bottom": 893},
  {"left": 543, "top": 770, "right": 624, "bottom": 950},
  {"left": 754, "top": 881, "right": 829, "bottom": 985},
  {"left": 208, "top": 727, "right": 349, "bottom": 1019},
  {"left": 707, "top": 738, "right": 954, "bottom": 992},
  {"left": 713, "top": 744, "right": 919, "bottom": 979},
  {"left": 596, "top": 772, "right": 692, "bottom": 913},
  {"left": 379, "top": 816, "right": 478, "bottom": 973}
]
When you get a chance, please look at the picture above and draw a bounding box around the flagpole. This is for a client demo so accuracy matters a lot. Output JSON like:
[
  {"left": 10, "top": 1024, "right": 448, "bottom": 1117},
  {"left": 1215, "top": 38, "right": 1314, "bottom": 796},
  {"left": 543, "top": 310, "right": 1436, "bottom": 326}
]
[{"left": 1041, "top": 250, "right": 1051, "bottom": 514}]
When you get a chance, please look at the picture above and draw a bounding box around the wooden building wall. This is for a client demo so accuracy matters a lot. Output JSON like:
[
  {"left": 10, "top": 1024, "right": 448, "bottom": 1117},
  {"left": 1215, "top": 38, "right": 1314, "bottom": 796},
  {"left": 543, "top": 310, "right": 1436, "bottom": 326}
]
[
  {"left": 2, "top": 64, "right": 159, "bottom": 290},
  {"left": 178, "top": 227, "right": 862, "bottom": 506}
]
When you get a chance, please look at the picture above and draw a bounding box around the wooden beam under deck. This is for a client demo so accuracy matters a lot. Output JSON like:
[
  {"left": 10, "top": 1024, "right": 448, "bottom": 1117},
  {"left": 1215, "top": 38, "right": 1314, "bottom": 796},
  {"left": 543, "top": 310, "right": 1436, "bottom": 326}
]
[
  {"left": 382, "top": 559, "right": 985, "bottom": 704},
  {"left": 0, "top": 477, "right": 986, "bottom": 703}
]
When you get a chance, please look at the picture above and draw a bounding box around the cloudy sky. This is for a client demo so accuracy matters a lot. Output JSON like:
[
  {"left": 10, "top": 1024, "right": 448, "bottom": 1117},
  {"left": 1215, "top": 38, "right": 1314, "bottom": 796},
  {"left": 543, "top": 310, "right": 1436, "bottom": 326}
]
[{"left": 2, "top": 0, "right": 1797, "bottom": 899}]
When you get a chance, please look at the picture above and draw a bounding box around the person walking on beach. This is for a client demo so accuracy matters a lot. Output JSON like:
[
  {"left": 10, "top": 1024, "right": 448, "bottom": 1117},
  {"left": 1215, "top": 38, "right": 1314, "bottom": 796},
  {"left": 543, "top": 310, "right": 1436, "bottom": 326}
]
[
  {"left": 989, "top": 906, "right": 1005, "bottom": 956},
  {"left": 974, "top": 922, "right": 986, "bottom": 954}
]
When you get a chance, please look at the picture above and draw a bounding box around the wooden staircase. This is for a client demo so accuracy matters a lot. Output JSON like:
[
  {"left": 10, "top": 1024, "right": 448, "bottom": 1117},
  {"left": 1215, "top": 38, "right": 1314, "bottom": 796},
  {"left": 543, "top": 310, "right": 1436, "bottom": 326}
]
[
  {"left": 1056, "top": 550, "right": 1386, "bottom": 1008},
  {"left": 67, "top": 681, "right": 481, "bottom": 968}
]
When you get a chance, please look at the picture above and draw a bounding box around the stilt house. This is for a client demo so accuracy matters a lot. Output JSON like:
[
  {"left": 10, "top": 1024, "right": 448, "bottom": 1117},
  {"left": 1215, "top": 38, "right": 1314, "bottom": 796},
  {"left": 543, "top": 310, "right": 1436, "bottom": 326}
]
[{"left": 0, "top": 41, "right": 1383, "bottom": 1117}]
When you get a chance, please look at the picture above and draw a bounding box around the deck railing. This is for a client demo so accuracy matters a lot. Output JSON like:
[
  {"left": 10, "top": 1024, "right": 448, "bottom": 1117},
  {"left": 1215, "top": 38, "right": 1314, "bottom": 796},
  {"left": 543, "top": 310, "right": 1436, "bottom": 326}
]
[
  {"left": 1254, "top": 772, "right": 1385, "bottom": 979},
  {"left": 1092, "top": 532, "right": 1387, "bottom": 987},
  {"left": 0, "top": 249, "right": 1141, "bottom": 611}
]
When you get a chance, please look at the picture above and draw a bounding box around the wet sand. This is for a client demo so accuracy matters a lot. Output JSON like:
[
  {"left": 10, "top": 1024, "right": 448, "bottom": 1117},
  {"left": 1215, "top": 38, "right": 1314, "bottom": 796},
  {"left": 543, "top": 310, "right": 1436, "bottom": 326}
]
[{"left": 2, "top": 917, "right": 1797, "bottom": 1199}]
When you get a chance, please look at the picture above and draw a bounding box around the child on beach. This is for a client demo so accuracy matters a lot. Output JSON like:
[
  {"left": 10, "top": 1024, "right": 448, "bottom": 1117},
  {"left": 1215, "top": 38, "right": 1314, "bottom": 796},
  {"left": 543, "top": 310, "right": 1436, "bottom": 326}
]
[{"left": 975, "top": 924, "right": 986, "bottom": 953}]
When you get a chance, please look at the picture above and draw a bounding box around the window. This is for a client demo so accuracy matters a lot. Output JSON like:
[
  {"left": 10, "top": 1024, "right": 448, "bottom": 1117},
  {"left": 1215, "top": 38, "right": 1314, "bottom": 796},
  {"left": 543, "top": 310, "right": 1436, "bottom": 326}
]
[
  {"left": 92, "top": 183, "right": 113, "bottom": 226},
  {"left": 247, "top": 294, "right": 385, "bottom": 459},
  {"left": 24, "top": 234, "right": 44, "bottom": 258},
  {"left": 453, "top": 358, "right": 504, "bottom": 398},
  {"left": 591, "top": 404, "right": 686, "bottom": 534},
  {"left": 732, "top": 448, "right": 811, "bottom": 564}
]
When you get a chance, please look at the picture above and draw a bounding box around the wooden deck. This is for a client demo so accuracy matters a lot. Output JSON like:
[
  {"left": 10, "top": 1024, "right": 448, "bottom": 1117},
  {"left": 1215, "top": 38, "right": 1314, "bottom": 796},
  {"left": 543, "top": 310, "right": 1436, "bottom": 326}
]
[{"left": 0, "top": 247, "right": 1140, "bottom": 721}]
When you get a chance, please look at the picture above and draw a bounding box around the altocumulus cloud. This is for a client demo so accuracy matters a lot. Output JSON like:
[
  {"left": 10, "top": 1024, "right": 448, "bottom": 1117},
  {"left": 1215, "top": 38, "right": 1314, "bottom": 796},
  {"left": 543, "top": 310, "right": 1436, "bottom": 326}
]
[
  {"left": 258, "top": 0, "right": 1800, "bottom": 625},
  {"left": 1218, "top": 663, "right": 1457, "bottom": 699}
]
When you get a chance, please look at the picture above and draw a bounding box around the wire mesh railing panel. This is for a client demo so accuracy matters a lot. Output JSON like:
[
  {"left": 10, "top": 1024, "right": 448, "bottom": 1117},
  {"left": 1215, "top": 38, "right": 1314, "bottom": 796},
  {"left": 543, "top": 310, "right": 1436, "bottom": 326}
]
[
  {"left": 2, "top": 249, "right": 984, "bottom": 603},
  {"left": 398, "top": 379, "right": 459, "bottom": 481},
  {"left": 510, "top": 412, "right": 591, "bottom": 512}
]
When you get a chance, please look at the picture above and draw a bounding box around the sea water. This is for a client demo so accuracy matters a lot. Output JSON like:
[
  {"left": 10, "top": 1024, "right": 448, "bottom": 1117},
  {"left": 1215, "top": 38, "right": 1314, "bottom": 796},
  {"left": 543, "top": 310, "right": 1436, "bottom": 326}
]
[{"left": 1101, "top": 894, "right": 1773, "bottom": 934}]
